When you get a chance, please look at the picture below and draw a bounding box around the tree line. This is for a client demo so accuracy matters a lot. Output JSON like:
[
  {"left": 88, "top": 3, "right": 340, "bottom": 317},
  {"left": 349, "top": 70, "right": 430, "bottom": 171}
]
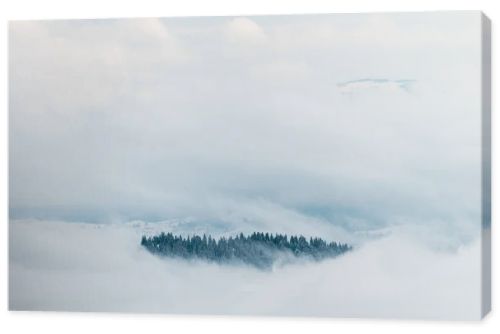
[{"left": 141, "top": 232, "right": 351, "bottom": 269}]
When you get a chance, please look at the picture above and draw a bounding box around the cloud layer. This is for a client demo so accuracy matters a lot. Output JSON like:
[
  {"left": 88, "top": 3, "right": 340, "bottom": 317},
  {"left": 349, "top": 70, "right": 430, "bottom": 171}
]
[
  {"left": 9, "top": 220, "right": 481, "bottom": 319},
  {"left": 9, "top": 14, "right": 483, "bottom": 245},
  {"left": 8, "top": 14, "right": 485, "bottom": 318}
]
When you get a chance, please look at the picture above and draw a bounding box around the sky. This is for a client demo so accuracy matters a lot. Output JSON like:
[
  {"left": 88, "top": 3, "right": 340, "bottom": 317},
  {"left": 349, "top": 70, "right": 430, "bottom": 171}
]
[
  {"left": 9, "top": 13, "right": 483, "bottom": 243},
  {"left": 8, "top": 13, "right": 486, "bottom": 318}
]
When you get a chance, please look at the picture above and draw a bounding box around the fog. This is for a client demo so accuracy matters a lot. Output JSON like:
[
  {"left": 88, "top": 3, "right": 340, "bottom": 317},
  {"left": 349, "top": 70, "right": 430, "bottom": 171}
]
[
  {"left": 8, "top": 13, "right": 485, "bottom": 319},
  {"left": 9, "top": 14, "right": 482, "bottom": 238},
  {"left": 9, "top": 220, "right": 481, "bottom": 319}
]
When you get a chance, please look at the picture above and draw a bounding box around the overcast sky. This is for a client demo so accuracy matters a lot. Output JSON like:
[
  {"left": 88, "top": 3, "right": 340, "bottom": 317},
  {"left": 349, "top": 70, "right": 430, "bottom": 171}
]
[{"left": 9, "top": 13, "right": 483, "bottom": 245}]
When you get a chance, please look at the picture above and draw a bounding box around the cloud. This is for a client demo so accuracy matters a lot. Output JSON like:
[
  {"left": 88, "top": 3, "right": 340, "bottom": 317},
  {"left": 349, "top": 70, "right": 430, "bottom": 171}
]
[
  {"left": 337, "top": 79, "right": 415, "bottom": 94},
  {"left": 9, "top": 220, "right": 481, "bottom": 319},
  {"left": 225, "top": 17, "right": 267, "bottom": 45},
  {"left": 9, "top": 18, "right": 189, "bottom": 112},
  {"left": 250, "top": 61, "right": 311, "bottom": 85},
  {"left": 267, "top": 13, "right": 479, "bottom": 52},
  {"left": 9, "top": 14, "right": 483, "bottom": 248},
  {"left": 8, "top": 13, "right": 485, "bottom": 320}
]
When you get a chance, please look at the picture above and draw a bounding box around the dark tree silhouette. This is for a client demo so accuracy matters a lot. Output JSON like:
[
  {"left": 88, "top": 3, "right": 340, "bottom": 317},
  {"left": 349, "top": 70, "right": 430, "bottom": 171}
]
[{"left": 141, "top": 232, "right": 351, "bottom": 269}]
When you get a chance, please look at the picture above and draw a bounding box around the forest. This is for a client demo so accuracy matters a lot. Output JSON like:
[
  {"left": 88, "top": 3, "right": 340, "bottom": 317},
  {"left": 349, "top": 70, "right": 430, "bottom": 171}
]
[{"left": 141, "top": 232, "right": 351, "bottom": 269}]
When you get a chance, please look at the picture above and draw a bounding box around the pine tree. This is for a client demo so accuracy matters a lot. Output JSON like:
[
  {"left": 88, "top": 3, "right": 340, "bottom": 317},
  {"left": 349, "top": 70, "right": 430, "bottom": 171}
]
[{"left": 141, "top": 232, "right": 351, "bottom": 269}]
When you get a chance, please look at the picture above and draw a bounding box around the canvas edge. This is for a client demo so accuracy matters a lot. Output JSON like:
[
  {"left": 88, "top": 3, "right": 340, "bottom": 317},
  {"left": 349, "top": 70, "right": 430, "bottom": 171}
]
[{"left": 480, "top": 11, "right": 492, "bottom": 320}]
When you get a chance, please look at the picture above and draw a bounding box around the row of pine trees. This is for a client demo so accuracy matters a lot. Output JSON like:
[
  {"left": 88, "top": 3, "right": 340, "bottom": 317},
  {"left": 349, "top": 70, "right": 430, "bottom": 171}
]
[{"left": 141, "top": 232, "right": 351, "bottom": 269}]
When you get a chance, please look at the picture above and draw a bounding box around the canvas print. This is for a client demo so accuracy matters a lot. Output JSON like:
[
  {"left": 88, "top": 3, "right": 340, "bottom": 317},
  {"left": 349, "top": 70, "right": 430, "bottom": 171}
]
[{"left": 9, "top": 12, "right": 491, "bottom": 319}]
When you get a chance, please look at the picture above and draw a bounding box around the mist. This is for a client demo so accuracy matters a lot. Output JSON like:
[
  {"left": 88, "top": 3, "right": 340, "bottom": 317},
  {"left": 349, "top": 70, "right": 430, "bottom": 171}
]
[
  {"left": 9, "top": 14, "right": 482, "bottom": 238},
  {"left": 8, "top": 13, "right": 486, "bottom": 319},
  {"left": 9, "top": 220, "right": 481, "bottom": 319}
]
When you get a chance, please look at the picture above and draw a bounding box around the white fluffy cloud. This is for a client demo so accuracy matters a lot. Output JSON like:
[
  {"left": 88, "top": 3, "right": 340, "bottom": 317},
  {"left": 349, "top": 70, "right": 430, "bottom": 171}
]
[
  {"left": 225, "top": 17, "right": 268, "bottom": 45},
  {"left": 9, "top": 13, "right": 483, "bottom": 257},
  {"left": 9, "top": 18, "right": 188, "bottom": 113}
]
